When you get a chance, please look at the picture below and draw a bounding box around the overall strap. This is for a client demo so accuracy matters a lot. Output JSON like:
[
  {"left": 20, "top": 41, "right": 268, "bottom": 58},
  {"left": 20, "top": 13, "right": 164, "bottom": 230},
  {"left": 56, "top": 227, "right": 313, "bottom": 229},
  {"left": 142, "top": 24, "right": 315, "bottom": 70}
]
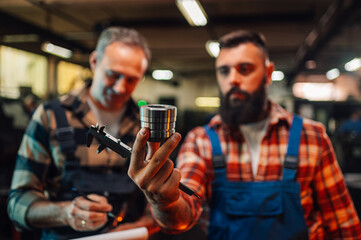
[
  {"left": 203, "top": 125, "right": 226, "bottom": 169},
  {"left": 49, "top": 99, "right": 76, "bottom": 155},
  {"left": 61, "top": 95, "right": 88, "bottom": 121},
  {"left": 283, "top": 115, "right": 303, "bottom": 181}
]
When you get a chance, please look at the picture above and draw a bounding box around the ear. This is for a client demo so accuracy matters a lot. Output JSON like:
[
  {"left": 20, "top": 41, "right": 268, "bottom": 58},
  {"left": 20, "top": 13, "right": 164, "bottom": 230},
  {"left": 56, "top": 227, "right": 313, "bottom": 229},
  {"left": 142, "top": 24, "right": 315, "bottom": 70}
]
[
  {"left": 265, "top": 62, "right": 275, "bottom": 86},
  {"left": 89, "top": 51, "right": 97, "bottom": 71}
]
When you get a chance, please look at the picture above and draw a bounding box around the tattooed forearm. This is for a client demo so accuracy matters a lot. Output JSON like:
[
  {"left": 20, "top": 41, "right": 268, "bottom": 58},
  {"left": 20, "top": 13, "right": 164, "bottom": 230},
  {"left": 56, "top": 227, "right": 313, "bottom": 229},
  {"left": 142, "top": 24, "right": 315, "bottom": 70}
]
[{"left": 151, "top": 196, "right": 193, "bottom": 232}]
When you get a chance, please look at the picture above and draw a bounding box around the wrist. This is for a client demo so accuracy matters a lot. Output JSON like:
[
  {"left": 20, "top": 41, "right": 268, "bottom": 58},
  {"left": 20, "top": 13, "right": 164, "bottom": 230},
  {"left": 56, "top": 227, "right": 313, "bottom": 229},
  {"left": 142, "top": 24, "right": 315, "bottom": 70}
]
[
  {"left": 61, "top": 201, "right": 73, "bottom": 226},
  {"left": 26, "top": 200, "right": 73, "bottom": 228},
  {"left": 147, "top": 195, "right": 178, "bottom": 212}
]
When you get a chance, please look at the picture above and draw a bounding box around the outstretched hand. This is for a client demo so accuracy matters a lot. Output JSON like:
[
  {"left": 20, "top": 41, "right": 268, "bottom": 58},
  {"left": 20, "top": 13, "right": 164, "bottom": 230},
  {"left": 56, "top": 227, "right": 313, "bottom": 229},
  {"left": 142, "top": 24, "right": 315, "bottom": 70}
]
[{"left": 128, "top": 128, "right": 182, "bottom": 208}]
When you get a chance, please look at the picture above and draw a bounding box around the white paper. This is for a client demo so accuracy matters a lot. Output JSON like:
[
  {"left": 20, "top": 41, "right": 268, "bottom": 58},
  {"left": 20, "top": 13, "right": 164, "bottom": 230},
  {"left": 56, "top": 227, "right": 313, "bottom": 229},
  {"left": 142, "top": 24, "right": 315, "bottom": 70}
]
[{"left": 71, "top": 227, "right": 148, "bottom": 240}]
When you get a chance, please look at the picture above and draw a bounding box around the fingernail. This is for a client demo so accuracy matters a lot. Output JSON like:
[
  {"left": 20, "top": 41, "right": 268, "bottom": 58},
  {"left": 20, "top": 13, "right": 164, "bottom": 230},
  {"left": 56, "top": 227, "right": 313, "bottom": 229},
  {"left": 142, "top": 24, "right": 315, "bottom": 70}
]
[
  {"left": 171, "top": 133, "right": 180, "bottom": 142},
  {"left": 140, "top": 128, "right": 147, "bottom": 136}
]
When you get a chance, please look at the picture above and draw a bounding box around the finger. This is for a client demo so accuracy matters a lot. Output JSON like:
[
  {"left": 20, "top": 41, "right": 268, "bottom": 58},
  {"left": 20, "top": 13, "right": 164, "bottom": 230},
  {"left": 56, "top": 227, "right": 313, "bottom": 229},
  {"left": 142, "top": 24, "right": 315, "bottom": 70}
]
[
  {"left": 71, "top": 204, "right": 108, "bottom": 222},
  {"left": 146, "top": 160, "right": 174, "bottom": 193},
  {"left": 143, "top": 133, "right": 181, "bottom": 180},
  {"left": 87, "top": 194, "right": 108, "bottom": 204},
  {"left": 158, "top": 168, "right": 182, "bottom": 203},
  {"left": 146, "top": 142, "right": 161, "bottom": 161},
  {"left": 129, "top": 128, "right": 149, "bottom": 174},
  {"left": 73, "top": 196, "right": 112, "bottom": 212},
  {"left": 73, "top": 196, "right": 92, "bottom": 211},
  {"left": 87, "top": 211, "right": 108, "bottom": 222},
  {"left": 79, "top": 218, "right": 107, "bottom": 231},
  {"left": 76, "top": 218, "right": 88, "bottom": 231},
  {"left": 87, "top": 194, "right": 113, "bottom": 212},
  {"left": 163, "top": 168, "right": 181, "bottom": 188}
]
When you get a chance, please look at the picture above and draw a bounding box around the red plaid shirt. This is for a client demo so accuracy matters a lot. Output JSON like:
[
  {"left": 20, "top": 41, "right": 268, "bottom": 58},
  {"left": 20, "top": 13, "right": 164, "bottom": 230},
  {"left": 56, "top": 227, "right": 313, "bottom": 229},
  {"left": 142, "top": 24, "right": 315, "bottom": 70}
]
[{"left": 177, "top": 101, "right": 361, "bottom": 239}]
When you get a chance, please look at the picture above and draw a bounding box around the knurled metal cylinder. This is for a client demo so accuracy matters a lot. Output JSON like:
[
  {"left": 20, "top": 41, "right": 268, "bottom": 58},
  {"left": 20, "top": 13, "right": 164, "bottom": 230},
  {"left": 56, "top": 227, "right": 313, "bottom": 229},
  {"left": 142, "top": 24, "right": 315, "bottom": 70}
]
[{"left": 140, "top": 104, "right": 177, "bottom": 142}]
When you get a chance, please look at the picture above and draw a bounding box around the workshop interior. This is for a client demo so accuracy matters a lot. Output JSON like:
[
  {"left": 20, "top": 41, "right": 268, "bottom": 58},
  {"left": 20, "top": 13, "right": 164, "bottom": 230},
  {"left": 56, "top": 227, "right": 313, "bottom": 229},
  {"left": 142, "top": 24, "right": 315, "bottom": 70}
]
[{"left": 0, "top": 0, "right": 361, "bottom": 239}]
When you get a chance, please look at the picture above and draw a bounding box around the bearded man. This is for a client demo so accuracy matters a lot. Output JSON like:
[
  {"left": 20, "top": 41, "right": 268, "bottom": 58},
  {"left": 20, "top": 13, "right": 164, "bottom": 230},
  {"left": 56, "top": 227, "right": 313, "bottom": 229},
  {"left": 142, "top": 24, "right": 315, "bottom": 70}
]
[{"left": 127, "top": 29, "right": 361, "bottom": 240}]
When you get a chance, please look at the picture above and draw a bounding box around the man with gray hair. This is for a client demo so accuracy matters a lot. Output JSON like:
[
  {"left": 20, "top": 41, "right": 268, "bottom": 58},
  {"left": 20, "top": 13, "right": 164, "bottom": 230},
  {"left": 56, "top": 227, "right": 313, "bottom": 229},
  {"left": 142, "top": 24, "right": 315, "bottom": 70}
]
[{"left": 8, "top": 26, "right": 157, "bottom": 239}]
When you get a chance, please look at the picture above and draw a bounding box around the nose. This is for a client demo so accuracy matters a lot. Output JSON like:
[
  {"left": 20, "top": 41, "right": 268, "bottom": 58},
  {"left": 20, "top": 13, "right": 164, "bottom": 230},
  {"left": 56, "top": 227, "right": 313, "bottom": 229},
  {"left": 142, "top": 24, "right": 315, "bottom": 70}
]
[
  {"left": 110, "top": 79, "right": 126, "bottom": 95},
  {"left": 229, "top": 67, "right": 242, "bottom": 87}
]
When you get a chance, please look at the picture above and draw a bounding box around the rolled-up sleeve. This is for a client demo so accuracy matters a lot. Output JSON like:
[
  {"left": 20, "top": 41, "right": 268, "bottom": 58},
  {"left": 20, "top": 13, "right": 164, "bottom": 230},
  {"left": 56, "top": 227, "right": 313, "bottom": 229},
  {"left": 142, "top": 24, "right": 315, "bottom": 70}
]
[
  {"left": 8, "top": 188, "right": 46, "bottom": 229},
  {"left": 176, "top": 127, "right": 211, "bottom": 231},
  {"left": 7, "top": 105, "right": 51, "bottom": 230}
]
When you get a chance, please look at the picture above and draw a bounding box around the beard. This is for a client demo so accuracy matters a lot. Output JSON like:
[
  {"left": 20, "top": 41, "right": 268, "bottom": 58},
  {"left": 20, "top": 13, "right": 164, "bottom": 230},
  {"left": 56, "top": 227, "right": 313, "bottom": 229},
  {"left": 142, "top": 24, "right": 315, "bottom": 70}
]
[{"left": 219, "top": 77, "right": 268, "bottom": 127}]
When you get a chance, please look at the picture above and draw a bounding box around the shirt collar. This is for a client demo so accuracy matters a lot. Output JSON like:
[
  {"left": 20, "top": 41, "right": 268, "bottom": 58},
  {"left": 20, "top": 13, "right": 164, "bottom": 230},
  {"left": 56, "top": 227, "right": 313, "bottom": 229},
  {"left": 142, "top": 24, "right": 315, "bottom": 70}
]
[{"left": 60, "top": 83, "right": 140, "bottom": 138}]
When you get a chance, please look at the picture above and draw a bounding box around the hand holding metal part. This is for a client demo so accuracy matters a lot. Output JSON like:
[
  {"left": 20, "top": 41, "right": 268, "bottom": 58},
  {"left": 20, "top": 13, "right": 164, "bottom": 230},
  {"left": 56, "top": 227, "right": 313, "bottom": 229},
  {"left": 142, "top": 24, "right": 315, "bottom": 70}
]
[{"left": 87, "top": 105, "right": 199, "bottom": 198}]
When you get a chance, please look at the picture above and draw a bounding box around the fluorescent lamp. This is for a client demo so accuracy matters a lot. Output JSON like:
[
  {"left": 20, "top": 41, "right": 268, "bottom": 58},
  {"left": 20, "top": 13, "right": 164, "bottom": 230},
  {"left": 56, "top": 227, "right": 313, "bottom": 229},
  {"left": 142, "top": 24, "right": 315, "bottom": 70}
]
[
  {"left": 152, "top": 70, "right": 173, "bottom": 80},
  {"left": 326, "top": 68, "right": 340, "bottom": 80},
  {"left": 205, "top": 40, "right": 220, "bottom": 58},
  {"left": 345, "top": 58, "right": 361, "bottom": 72},
  {"left": 3, "top": 34, "right": 39, "bottom": 43},
  {"left": 176, "top": 0, "right": 207, "bottom": 26},
  {"left": 195, "top": 97, "right": 220, "bottom": 107},
  {"left": 293, "top": 82, "right": 334, "bottom": 101},
  {"left": 41, "top": 42, "right": 72, "bottom": 59},
  {"left": 271, "top": 71, "right": 284, "bottom": 81}
]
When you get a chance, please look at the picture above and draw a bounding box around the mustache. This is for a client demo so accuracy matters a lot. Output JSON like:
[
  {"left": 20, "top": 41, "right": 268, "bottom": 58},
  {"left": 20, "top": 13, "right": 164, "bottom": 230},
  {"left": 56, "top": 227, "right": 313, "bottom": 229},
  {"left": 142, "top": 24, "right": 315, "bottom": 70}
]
[{"left": 224, "top": 87, "right": 251, "bottom": 101}]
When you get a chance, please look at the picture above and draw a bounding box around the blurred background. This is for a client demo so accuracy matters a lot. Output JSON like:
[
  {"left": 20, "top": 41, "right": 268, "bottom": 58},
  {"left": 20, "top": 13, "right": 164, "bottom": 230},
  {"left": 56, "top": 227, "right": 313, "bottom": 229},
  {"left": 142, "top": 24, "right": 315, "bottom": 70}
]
[{"left": 0, "top": 0, "right": 361, "bottom": 239}]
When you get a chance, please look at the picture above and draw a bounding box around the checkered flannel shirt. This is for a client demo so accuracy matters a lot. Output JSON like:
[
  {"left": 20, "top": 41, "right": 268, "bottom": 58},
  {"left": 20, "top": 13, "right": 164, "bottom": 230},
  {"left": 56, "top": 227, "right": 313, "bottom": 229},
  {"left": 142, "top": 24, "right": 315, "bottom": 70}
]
[
  {"left": 7, "top": 87, "right": 140, "bottom": 230},
  {"left": 177, "top": 101, "right": 361, "bottom": 240}
]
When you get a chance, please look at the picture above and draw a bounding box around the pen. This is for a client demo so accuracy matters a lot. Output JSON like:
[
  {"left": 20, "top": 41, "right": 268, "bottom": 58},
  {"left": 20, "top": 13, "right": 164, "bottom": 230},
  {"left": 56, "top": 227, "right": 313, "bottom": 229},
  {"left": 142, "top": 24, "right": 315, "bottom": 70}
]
[{"left": 71, "top": 187, "right": 116, "bottom": 218}]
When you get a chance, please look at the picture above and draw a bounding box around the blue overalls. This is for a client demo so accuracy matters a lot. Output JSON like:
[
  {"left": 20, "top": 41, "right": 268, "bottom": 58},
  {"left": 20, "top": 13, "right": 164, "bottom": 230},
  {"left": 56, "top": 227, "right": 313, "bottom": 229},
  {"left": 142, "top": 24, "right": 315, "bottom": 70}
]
[{"left": 204, "top": 116, "right": 309, "bottom": 240}]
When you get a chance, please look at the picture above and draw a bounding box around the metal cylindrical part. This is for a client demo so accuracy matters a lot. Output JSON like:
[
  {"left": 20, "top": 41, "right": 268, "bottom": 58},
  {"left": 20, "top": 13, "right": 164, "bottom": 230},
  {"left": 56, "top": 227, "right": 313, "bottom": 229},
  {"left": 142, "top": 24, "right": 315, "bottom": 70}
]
[{"left": 140, "top": 104, "right": 177, "bottom": 142}]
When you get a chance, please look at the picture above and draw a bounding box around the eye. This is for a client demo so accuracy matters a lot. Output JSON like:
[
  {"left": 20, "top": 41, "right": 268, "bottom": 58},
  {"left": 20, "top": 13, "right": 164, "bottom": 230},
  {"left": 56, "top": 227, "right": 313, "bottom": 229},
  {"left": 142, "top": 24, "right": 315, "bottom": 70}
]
[
  {"left": 236, "top": 64, "right": 255, "bottom": 75},
  {"left": 217, "top": 66, "right": 230, "bottom": 76},
  {"left": 105, "top": 70, "right": 124, "bottom": 81},
  {"left": 126, "top": 77, "right": 137, "bottom": 85}
]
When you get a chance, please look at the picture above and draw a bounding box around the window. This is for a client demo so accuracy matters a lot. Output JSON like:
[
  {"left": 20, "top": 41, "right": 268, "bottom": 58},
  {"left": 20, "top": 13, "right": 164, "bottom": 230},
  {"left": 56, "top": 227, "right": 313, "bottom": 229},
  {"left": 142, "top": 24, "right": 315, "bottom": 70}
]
[
  {"left": 57, "top": 61, "right": 91, "bottom": 95},
  {"left": 0, "top": 46, "right": 47, "bottom": 99}
]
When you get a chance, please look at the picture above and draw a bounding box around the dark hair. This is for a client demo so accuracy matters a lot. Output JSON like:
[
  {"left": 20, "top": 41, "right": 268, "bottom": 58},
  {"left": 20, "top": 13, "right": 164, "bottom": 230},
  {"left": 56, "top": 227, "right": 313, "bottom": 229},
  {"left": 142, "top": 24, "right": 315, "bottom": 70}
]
[
  {"left": 95, "top": 26, "right": 151, "bottom": 63},
  {"left": 218, "top": 30, "right": 269, "bottom": 60}
]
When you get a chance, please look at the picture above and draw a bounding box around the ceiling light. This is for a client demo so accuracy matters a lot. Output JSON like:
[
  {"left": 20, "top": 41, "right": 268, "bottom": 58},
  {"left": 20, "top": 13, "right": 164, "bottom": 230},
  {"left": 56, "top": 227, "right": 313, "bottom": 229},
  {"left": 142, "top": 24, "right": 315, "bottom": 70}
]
[
  {"left": 326, "top": 68, "right": 340, "bottom": 80},
  {"left": 271, "top": 71, "right": 284, "bottom": 81},
  {"left": 345, "top": 58, "right": 361, "bottom": 72},
  {"left": 205, "top": 40, "right": 219, "bottom": 58},
  {"left": 152, "top": 70, "right": 173, "bottom": 80},
  {"left": 176, "top": 0, "right": 208, "bottom": 26},
  {"left": 3, "top": 34, "right": 39, "bottom": 43},
  {"left": 195, "top": 97, "right": 220, "bottom": 107},
  {"left": 293, "top": 82, "right": 334, "bottom": 101},
  {"left": 41, "top": 42, "right": 72, "bottom": 59}
]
